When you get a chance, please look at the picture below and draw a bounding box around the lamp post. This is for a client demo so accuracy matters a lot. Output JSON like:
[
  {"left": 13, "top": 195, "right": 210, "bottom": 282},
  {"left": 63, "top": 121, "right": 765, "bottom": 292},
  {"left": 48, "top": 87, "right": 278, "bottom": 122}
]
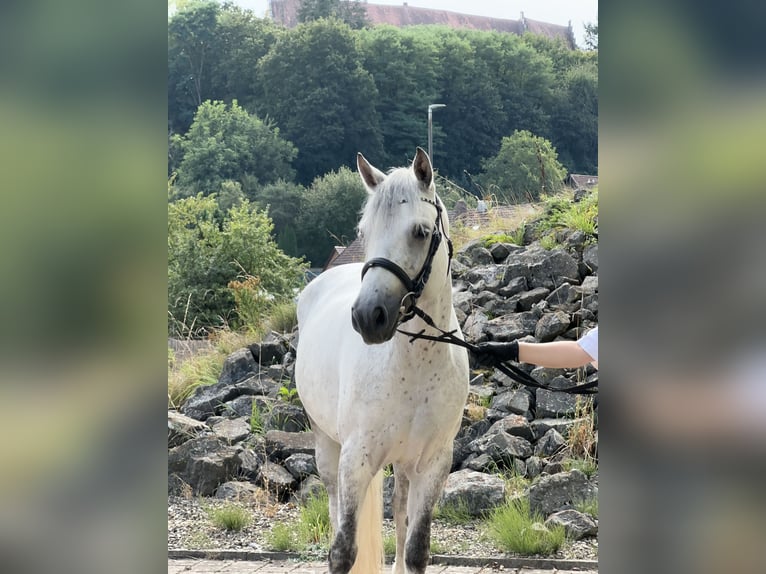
[{"left": 427, "top": 103, "right": 446, "bottom": 168}]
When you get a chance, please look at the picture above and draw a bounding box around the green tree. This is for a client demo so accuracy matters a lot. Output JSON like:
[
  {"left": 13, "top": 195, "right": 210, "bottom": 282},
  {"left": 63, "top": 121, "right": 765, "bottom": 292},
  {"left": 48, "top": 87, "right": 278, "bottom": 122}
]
[
  {"left": 478, "top": 130, "right": 567, "bottom": 203},
  {"left": 296, "top": 166, "right": 367, "bottom": 266},
  {"left": 358, "top": 26, "right": 440, "bottom": 168},
  {"left": 168, "top": 1, "right": 221, "bottom": 133},
  {"left": 257, "top": 19, "right": 383, "bottom": 184},
  {"left": 250, "top": 179, "right": 307, "bottom": 256},
  {"left": 168, "top": 194, "right": 306, "bottom": 332},
  {"left": 175, "top": 100, "right": 297, "bottom": 196},
  {"left": 550, "top": 62, "right": 598, "bottom": 174},
  {"left": 584, "top": 22, "right": 598, "bottom": 51},
  {"left": 297, "top": 0, "right": 368, "bottom": 29}
]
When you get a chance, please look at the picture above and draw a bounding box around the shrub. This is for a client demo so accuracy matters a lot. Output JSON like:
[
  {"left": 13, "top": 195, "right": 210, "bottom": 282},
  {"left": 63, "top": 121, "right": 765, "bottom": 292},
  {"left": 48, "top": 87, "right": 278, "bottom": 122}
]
[
  {"left": 479, "top": 131, "right": 567, "bottom": 203},
  {"left": 168, "top": 194, "right": 306, "bottom": 333}
]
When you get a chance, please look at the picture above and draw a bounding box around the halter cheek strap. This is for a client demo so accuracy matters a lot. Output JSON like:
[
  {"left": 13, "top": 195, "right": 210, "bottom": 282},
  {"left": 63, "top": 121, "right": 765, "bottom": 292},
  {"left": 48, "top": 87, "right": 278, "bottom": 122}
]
[{"left": 360, "top": 197, "right": 452, "bottom": 324}]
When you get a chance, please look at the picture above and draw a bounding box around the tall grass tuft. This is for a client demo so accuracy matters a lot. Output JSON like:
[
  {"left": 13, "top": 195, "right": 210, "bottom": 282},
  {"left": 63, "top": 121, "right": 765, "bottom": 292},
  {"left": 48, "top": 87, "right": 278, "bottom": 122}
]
[
  {"left": 206, "top": 503, "right": 251, "bottom": 531},
  {"left": 486, "top": 498, "right": 566, "bottom": 555},
  {"left": 297, "top": 489, "right": 332, "bottom": 545}
]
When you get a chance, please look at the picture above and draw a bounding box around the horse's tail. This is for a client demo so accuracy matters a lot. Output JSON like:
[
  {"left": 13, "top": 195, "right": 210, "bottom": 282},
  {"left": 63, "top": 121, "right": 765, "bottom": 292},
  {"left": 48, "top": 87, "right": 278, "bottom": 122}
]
[{"left": 350, "top": 469, "right": 383, "bottom": 574}]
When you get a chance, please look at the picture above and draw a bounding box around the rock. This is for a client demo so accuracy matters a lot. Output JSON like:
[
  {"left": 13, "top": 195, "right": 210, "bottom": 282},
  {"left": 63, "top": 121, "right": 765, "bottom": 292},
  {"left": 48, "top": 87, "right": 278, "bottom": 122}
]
[
  {"left": 264, "top": 402, "right": 309, "bottom": 433},
  {"left": 531, "top": 417, "right": 585, "bottom": 440},
  {"left": 284, "top": 453, "right": 317, "bottom": 479},
  {"left": 215, "top": 480, "right": 260, "bottom": 501},
  {"left": 487, "top": 414, "right": 534, "bottom": 442},
  {"left": 562, "top": 230, "right": 588, "bottom": 252},
  {"left": 383, "top": 475, "right": 395, "bottom": 519},
  {"left": 580, "top": 275, "right": 598, "bottom": 294},
  {"left": 490, "top": 390, "right": 531, "bottom": 416},
  {"left": 223, "top": 395, "right": 256, "bottom": 418},
  {"left": 485, "top": 311, "right": 539, "bottom": 341},
  {"left": 236, "top": 448, "right": 263, "bottom": 479},
  {"left": 506, "top": 247, "right": 580, "bottom": 290},
  {"left": 582, "top": 244, "right": 598, "bottom": 274},
  {"left": 469, "top": 430, "right": 533, "bottom": 463},
  {"left": 543, "top": 461, "right": 566, "bottom": 475},
  {"left": 248, "top": 333, "right": 288, "bottom": 366},
  {"left": 545, "top": 509, "right": 598, "bottom": 540},
  {"left": 258, "top": 461, "right": 297, "bottom": 498},
  {"left": 264, "top": 430, "right": 315, "bottom": 460},
  {"left": 293, "top": 475, "right": 326, "bottom": 505},
  {"left": 453, "top": 419, "right": 492, "bottom": 470},
  {"left": 167, "top": 436, "right": 240, "bottom": 496},
  {"left": 181, "top": 376, "right": 277, "bottom": 421},
  {"left": 463, "top": 453, "right": 495, "bottom": 472},
  {"left": 489, "top": 243, "right": 516, "bottom": 263},
  {"left": 525, "top": 456, "right": 543, "bottom": 479},
  {"left": 459, "top": 241, "right": 494, "bottom": 266},
  {"left": 535, "top": 312, "right": 571, "bottom": 341},
  {"left": 464, "top": 265, "right": 503, "bottom": 289},
  {"left": 219, "top": 348, "right": 260, "bottom": 385},
  {"left": 440, "top": 470, "right": 506, "bottom": 517},
  {"left": 546, "top": 283, "right": 580, "bottom": 308},
  {"left": 518, "top": 287, "right": 551, "bottom": 311},
  {"left": 211, "top": 417, "right": 251, "bottom": 444},
  {"left": 168, "top": 473, "right": 190, "bottom": 496},
  {"left": 536, "top": 388, "right": 579, "bottom": 418},
  {"left": 534, "top": 428, "right": 567, "bottom": 457},
  {"left": 463, "top": 310, "right": 489, "bottom": 343},
  {"left": 168, "top": 410, "right": 207, "bottom": 448},
  {"left": 528, "top": 469, "right": 597, "bottom": 516},
  {"left": 498, "top": 276, "right": 528, "bottom": 297},
  {"left": 452, "top": 291, "right": 474, "bottom": 315}
]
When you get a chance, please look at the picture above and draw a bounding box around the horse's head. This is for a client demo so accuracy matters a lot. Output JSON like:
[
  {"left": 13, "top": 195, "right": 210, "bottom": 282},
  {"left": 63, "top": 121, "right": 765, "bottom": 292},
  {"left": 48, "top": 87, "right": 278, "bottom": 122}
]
[{"left": 351, "top": 147, "right": 450, "bottom": 344}]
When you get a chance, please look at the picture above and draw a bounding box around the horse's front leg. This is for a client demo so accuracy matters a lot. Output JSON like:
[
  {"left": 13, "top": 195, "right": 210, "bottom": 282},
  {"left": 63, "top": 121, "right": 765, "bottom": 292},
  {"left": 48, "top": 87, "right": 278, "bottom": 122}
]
[
  {"left": 403, "top": 450, "right": 453, "bottom": 574},
  {"left": 329, "top": 444, "right": 378, "bottom": 574},
  {"left": 391, "top": 465, "right": 410, "bottom": 574}
]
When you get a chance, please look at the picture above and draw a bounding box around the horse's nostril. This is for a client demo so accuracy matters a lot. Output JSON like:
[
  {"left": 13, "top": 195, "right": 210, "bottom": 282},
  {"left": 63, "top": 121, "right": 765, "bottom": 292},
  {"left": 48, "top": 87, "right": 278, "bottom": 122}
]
[{"left": 372, "top": 306, "right": 387, "bottom": 328}]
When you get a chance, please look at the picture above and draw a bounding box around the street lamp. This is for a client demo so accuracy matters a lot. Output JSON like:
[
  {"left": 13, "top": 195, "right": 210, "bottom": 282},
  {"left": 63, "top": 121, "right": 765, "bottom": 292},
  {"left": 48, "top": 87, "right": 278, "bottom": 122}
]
[{"left": 427, "top": 103, "right": 446, "bottom": 168}]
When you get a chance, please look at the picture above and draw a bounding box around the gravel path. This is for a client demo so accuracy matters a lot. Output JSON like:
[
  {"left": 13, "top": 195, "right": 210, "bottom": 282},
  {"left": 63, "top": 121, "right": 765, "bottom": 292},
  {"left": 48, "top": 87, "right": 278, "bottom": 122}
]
[{"left": 168, "top": 495, "right": 597, "bottom": 562}]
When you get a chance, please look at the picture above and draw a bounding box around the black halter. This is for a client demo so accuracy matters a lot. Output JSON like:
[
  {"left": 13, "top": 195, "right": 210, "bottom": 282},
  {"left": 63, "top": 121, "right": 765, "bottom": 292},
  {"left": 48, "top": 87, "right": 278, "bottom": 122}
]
[{"left": 360, "top": 197, "right": 453, "bottom": 325}]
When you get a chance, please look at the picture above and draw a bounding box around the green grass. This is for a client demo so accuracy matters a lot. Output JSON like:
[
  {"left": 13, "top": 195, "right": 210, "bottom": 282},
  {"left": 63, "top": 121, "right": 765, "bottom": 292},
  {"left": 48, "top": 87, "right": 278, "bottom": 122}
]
[
  {"left": 563, "top": 457, "right": 598, "bottom": 478},
  {"left": 537, "top": 189, "right": 598, "bottom": 237},
  {"left": 574, "top": 497, "right": 599, "bottom": 518},
  {"left": 383, "top": 533, "right": 396, "bottom": 556},
  {"left": 250, "top": 401, "right": 265, "bottom": 435},
  {"left": 539, "top": 233, "right": 559, "bottom": 250},
  {"left": 297, "top": 490, "right": 332, "bottom": 545},
  {"left": 267, "top": 522, "right": 304, "bottom": 551},
  {"left": 206, "top": 503, "right": 251, "bottom": 531},
  {"left": 485, "top": 498, "right": 566, "bottom": 555},
  {"left": 265, "top": 488, "right": 331, "bottom": 552},
  {"left": 434, "top": 499, "right": 474, "bottom": 525},
  {"left": 267, "top": 300, "right": 298, "bottom": 333}
]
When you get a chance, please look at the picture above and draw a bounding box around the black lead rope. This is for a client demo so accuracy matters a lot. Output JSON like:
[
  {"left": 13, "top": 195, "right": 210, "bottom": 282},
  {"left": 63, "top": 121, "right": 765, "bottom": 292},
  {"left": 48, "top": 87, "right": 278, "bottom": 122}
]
[{"left": 397, "top": 306, "right": 598, "bottom": 395}]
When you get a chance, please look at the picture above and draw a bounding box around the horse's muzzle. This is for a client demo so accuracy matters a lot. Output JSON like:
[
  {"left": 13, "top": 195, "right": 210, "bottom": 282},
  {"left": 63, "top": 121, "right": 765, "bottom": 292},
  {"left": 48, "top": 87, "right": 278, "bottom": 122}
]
[{"left": 351, "top": 302, "right": 397, "bottom": 344}]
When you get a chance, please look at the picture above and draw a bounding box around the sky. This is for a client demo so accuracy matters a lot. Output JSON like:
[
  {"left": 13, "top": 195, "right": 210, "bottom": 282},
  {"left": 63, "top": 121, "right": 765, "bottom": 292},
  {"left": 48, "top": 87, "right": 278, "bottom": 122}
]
[{"left": 234, "top": 1, "right": 598, "bottom": 47}]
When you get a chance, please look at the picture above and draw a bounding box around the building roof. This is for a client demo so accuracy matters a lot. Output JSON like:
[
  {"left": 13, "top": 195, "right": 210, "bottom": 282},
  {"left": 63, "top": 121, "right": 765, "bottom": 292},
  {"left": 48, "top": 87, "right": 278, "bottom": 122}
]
[
  {"left": 325, "top": 237, "right": 366, "bottom": 269},
  {"left": 268, "top": 1, "right": 575, "bottom": 48},
  {"left": 568, "top": 174, "right": 599, "bottom": 189}
]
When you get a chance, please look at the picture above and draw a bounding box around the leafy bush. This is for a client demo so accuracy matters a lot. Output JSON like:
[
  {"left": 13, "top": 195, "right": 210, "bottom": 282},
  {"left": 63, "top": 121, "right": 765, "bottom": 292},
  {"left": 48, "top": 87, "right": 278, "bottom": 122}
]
[
  {"left": 296, "top": 166, "right": 368, "bottom": 266},
  {"left": 479, "top": 130, "right": 567, "bottom": 203},
  {"left": 174, "top": 100, "right": 297, "bottom": 196},
  {"left": 168, "top": 194, "right": 306, "bottom": 333}
]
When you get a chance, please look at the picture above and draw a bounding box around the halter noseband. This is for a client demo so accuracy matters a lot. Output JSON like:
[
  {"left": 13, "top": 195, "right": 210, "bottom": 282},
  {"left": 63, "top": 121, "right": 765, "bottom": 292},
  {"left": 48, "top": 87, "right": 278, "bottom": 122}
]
[{"left": 360, "top": 197, "right": 453, "bottom": 324}]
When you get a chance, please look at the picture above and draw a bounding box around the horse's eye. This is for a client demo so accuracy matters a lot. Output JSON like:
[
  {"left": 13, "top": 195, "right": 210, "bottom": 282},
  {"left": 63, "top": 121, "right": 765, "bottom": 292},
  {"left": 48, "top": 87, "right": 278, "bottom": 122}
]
[{"left": 413, "top": 225, "right": 430, "bottom": 239}]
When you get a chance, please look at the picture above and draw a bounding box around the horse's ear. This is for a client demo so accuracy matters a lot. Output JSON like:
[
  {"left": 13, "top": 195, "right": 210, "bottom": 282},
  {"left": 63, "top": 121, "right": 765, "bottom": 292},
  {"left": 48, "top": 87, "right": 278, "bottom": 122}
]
[
  {"left": 412, "top": 147, "right": 433, "bottom": 189},
  {"left": 357, "top": 153, "right": 386, "bottom": 192}
]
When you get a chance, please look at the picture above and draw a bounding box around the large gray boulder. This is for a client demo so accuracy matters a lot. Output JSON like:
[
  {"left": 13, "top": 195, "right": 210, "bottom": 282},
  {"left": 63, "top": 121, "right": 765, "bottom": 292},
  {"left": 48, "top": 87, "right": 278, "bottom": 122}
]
[
  {"left": 211, "top": 416, "right": 251, "bottom": 444},
  {"left": 167, "top": 436, "right": 240, "bottom": 496},
  {"left": 258, "top": 461, "right": 297, "bottom": 499},
  {"left": 218, "top": 348, "right": 260, "bottom": 385},
  {"left": 469, "top": 430, "right": 533, "bottom": 464},
  {"left": 181, "top": 376, "right": 277, "bottom": 421},
  {"left": 168, "top": 410, "right": 207, "bottom": 447},
  {"left": 214, "top": 480, "right": 260, "bottom": 501},
  {"left": 440, "top": 470, "right": 506, "bottom": 517},
  {"left": 528, "top": 469, "right": 597, "bottom": 516},
  {"left": 545, "top": 509, "right": 598, "bottom": 540},
  {"left": 264, "top": 430, "right": 315, "bottom": 460},
  {"left": 535, "top": 311, "right": 571, "bottom": 341}
]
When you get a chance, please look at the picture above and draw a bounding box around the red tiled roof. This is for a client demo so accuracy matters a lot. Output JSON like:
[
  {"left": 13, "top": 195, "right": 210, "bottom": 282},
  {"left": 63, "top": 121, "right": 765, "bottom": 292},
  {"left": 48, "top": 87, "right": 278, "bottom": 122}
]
[
  {"left": 325, "top": 238, "right": 366, "bottom": 268},
  {"left": 269, "top": 1, "right": 575, "bottom": 47}
]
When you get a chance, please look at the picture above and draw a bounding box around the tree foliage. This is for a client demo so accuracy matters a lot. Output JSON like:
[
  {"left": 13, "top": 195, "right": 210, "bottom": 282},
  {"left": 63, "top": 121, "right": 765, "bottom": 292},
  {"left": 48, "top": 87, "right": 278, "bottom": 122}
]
[
  {"left": 257, "top": 19, "right": 382, "bottom": 184},
  {"left": 175, "top": 100, "right": 297, "bottom": 196},
  {"left": 478, "top": 130, "right": 567, "bottom": 203},
  {"left": 168, "top": 194, "right": 306, "bottom": 333},
  {"left": 296, "top": 166, "right": 367, "bottom": 266}
]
